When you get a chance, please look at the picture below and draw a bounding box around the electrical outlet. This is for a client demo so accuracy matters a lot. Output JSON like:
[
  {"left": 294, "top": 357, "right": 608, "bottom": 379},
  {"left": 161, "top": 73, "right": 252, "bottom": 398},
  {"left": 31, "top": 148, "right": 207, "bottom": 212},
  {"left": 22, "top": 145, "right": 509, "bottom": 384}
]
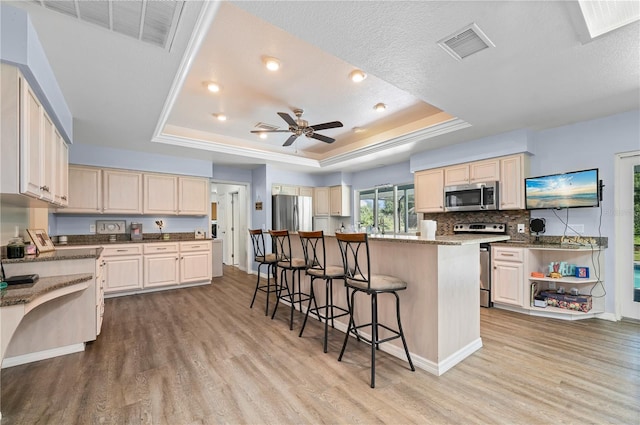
[
  {"left": 517, "top": 223, "right": 525, "bottom": 234},
  {"left": 89, "top": 224, "right": 96, "bottom": 233}
]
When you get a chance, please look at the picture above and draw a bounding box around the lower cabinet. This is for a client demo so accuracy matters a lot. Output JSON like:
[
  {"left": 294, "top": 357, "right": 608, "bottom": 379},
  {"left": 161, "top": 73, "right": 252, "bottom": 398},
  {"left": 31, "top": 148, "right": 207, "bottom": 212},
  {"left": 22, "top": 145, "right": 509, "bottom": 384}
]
[
  {"left": 180, "top": 241, "right": 212, "bottom": 284},
  {"left": 143, "top": 243, "right": 180, "bottom": 288},
  {"left": 102, "top": 245, "right": 144, "bottom": 293},
  {"left": 491, "top": 246, "right": 525, "bottom": 307}
]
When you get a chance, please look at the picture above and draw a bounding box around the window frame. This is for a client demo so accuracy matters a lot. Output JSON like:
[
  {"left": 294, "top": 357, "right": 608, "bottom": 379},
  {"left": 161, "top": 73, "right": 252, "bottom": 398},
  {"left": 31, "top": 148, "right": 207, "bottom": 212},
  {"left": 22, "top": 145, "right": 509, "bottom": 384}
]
[{"left": 356, "top": 182, "right": 416, "bottom": 235}]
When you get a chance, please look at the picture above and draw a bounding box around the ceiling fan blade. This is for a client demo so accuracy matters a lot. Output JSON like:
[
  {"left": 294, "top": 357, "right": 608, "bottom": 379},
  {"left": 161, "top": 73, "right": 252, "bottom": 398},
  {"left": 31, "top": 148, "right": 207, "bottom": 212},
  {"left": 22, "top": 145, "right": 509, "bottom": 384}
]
[
  {"left": 310, "top": 121, "right": 343, "bottom": 131},
  {"left": 277, "top": 112, "right": 298, "bottom": 128},
  {"left": 283, "top": 134, "right": 298, "bottom": 146},
  {"left": 309, "top": 133, "right": 335, "bottom": 144},
  {"left": 250, "top": 130, "right": 290, "bottom": 133}
]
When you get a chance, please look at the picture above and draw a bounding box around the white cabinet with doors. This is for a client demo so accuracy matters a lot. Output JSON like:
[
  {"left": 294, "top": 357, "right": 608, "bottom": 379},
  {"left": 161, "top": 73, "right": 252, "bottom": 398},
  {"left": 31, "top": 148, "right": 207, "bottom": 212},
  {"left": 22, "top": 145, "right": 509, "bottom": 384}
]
[
  {"left": 103, "top": 169, "right": 143, "bottom": 214},
  {"left": 144, "top": 173, "right": 178, "bottom": 214},
  {"left": 299, "top": 186, "right": 314, "bottom": 197},
  {"left": 491, "top": 246, "right": 525, "bottom": 307},
  {"left": 314, "top": 187, "right": 330, "bottom": 216},
  {"left": 444, "top": 159, "right": 500, "bottom": 186},
  {"left": 178, "top": 176, "right": 209, "bottom": 215},
  {"left": 179, "top": 241, "right": 213, "bottom": 284},
  {"left": 64, "top": 165, "right": 102, "bottom": 213},
  {"left": 330, "top": 185, "right": 351, "bottom": 216},
  {"left": 499, "top": 154, "right": 528, "bottom": 210},
  {"left": 54, "top": 131, "right": 69, "bottom": 206},
  {"left": 143, "top": 243, "right": 180, "bottom": 288},
  {"left": 414, "top": 168, "right": 445, "bottom": 212},
  {"left": 102, "top": 244, "right": 144, "bottom": 294}
]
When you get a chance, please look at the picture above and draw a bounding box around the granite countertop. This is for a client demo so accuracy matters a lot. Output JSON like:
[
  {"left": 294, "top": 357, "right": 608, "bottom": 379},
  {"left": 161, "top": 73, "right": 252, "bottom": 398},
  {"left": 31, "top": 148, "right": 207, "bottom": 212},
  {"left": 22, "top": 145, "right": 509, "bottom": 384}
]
[
  {"left": 492, "top": 240, "right": 606, "bottom": 250},
  {"left": 55, "top": 237, "right": 213, "bottom": 248},
  {"left": 327, "top": 234, "right": 511, "bottom": 245},
  {"left": 1, "top": 247, "right": 103, "bottom": 264},
  {"left": 0, "top": 273, "right": 93, "bottom": 307}
]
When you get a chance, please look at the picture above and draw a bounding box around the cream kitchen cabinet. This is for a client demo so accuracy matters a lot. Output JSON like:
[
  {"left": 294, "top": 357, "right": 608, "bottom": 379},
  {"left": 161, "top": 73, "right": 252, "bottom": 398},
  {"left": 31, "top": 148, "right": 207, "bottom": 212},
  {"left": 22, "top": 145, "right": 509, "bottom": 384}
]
[
  {"left": 180, "top": 241, "right": 213, "bottom": 284},
  {"left": 414, "top": 168, "right": 445, "bottom": 212},
  {"left": 143, "top": 173, "right": 178, "bottom": 214},
  {"left": 103, "top": 169, "right": 143, "bottom": 214},
  {"left": 178, "top": 176, "right": 209, "bottom": 215},
  {"left": 330, "top": 185, "right": 351, "bottom": 216},
  {"left": 314, "top": 187, "right": 330, "bottom": 216},
  {"left": 0, "top": 64, "right": 69, "bottom": 207},
  {"left": 54, "top": 131, "right": 69, "bottom": 207},
  {"left": 491, "top": 246, "right": 525, "bottom": 307},
  {"left": 64, "top": 165, "right": 102, "bottom": 213},
  {"left": 299, "top": 186, "right": 314, "bottom": 197},
  {"left": 102, "top": 245, "right": 143, "bottom": 294},
  {"left": 143, "top": 243, "right": 180, "bottom": 288},
  {"left": 499, "top": 154, "right": 528, "bottom": 210},
  {"left": 444, "top": 159, "right": 500, "bottom": 186}
]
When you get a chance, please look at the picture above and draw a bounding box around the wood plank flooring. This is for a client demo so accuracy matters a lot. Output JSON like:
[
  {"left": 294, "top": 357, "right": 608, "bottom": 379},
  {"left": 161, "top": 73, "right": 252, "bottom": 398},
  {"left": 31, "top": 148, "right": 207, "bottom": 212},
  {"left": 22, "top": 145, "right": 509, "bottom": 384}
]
[{"left": 1, "top": 265, "right": 639, "bottom": 424}]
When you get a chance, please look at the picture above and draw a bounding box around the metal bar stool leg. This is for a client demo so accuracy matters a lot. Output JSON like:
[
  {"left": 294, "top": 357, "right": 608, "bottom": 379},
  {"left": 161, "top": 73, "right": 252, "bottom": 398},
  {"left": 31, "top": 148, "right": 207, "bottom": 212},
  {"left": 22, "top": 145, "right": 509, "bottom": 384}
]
[
  {"left": 371, "top": 292, "right": 378, "bottom": 388},
  {"left": 299, "top": 277, "right": 320, "bottom": 337},
  {"left": 338, "top": 289, "right": 357, "bottom": 362},
  {"left": 250, "top": 263, "right": 262, "bottom": 309},
  {"left": 395, "top": 292, "right": 415, "bottom": 371}
]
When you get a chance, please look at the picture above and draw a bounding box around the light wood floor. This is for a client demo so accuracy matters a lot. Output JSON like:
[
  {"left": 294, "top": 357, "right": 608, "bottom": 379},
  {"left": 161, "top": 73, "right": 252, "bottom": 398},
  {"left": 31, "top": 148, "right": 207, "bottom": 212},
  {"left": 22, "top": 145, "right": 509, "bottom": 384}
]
[{"left": 1, "top": 266, "right": 638, "bottom": 424}]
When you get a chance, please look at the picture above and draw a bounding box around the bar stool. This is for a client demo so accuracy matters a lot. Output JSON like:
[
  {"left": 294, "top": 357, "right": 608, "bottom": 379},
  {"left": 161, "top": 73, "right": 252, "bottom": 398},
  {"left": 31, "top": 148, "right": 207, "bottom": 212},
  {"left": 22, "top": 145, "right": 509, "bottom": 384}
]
[
  {"left": 269, "top": 230, "right": 310, "bottom": 330},
  {"left": 298, "top": 231, "right": 350, "bottom": 353},
  {"left": 248, "top": 229, "right": 278, "bottom": 316},
  {"left": 335, "top": 232, "right": 415, "bottom": 388}
]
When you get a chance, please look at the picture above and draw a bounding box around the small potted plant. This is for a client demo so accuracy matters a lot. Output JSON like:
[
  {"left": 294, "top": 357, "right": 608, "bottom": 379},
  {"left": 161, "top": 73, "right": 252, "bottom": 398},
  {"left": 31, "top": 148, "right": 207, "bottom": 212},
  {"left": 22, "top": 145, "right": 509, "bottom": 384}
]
[{"left": 155, "top": 220, "right": 169, "bottom": 239}]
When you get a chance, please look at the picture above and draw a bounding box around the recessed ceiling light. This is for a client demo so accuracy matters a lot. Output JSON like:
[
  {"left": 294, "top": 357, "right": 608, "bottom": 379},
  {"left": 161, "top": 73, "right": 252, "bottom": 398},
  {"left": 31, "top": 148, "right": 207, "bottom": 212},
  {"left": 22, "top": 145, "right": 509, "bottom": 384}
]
[
  {"left": 263, "top": 56, "right": 281, "bottom": 71},
  {"left": 373, "top": 103, "right": 386, "bottom": 112},
  {"left": 213, "top": 114, "right": 227, "bottom": 121},
  {"left": 349, "top": 70, "right": 367, "bottom": 83},
  {"left": 259, "top": 133, "right": 267, "bottom": 139},
  {"left": 352, "top": 127, "right": 366, "bottom": 133},
  {"left": 207, "top": 82, "right": 221, "bottom": 93}
]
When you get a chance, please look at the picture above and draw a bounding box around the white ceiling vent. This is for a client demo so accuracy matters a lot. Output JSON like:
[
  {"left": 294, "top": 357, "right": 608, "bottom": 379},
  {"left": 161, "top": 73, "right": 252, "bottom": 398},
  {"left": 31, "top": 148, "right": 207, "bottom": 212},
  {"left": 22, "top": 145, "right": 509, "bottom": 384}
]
[
  {"left": 438, "top": 23, "right": 495, "bottom": 61},
  {"left": 34, "top": 0, "right": 185, "bottom": 50},
  {"left": 255, "top": 122, "right": 280, "bottom": 131}
]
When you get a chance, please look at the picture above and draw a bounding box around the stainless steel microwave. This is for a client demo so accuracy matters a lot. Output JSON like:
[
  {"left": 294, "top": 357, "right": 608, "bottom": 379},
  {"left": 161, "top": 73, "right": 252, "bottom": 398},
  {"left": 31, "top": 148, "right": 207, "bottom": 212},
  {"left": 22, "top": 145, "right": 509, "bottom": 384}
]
[{"left": 444, "top": 181, "right": 499, "bottom": 212}]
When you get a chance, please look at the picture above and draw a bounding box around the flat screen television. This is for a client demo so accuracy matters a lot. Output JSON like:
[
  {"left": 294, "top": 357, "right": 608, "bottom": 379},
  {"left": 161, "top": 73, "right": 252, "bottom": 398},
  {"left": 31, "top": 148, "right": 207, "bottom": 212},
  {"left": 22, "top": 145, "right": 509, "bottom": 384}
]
[{"left": 524, "top": 168, "right": 600, "bottom": 210}]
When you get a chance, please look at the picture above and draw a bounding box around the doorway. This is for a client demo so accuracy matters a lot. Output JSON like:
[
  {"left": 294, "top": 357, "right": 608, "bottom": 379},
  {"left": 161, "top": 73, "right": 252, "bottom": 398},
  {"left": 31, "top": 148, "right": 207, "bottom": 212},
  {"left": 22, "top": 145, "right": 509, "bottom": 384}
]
[
  {"left": 212, "top": 182, "right": 250, "bottom": 272},
  {"left": 615, "top": 151, "right": 640, "bottom": 321}
]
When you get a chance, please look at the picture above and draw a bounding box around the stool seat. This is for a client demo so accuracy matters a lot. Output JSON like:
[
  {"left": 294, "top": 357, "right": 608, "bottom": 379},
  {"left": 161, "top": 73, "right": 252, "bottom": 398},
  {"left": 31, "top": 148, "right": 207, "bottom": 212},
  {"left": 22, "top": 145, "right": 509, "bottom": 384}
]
[
  {"left": 278, "top": 257, "right": 307, "bottom": 268},
  {"left": 347, "top": 274, "right": 407, "bottom": 291},
  {"left": 257, "top": 253, "right": 278, "bottom": 263},
  {"left": 307, "top": 265, "right": 344, "bottom": 278}
]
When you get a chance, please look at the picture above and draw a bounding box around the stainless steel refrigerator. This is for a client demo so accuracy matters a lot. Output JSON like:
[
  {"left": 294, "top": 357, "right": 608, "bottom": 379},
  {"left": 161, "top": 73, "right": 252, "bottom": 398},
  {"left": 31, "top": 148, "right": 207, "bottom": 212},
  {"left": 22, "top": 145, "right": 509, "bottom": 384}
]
[{"left": 272, "top": 195, "right": 313, "bottom": 232}]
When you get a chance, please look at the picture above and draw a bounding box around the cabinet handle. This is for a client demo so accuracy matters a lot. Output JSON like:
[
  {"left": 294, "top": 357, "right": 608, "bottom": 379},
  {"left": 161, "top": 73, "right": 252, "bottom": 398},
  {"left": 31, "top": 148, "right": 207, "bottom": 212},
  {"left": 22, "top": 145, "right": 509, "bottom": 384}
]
[
  {"left": 501, "top": 253, "right": 514, "bottom": 257},
  {"left": 40, "top": 185, "right": 50, "bottom": 192},
  {"left": 116, "top": 249, "right": 128, "bottom": 252},
  {"left": 157, "top": 247, "right": 167, "bottom": 250},
  {"left": 191, "top": 245, "right": 201, "bottom": 248}
]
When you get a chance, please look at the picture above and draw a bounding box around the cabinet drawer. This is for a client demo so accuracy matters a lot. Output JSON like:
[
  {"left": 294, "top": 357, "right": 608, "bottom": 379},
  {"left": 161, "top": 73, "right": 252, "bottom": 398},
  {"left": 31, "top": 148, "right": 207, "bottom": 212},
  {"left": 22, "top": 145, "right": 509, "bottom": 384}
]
[
  {"left": 492, "top": 247, "right": 524, "bottom": 262},
  {"left": 143, "top": 243, "right": 179, "bottom": 254},
  {"left": 102, "top": 245, "right": 143, "bottom": 256},
  {"left": 180, "top": 241, "right": 211, "bottom": 252}
]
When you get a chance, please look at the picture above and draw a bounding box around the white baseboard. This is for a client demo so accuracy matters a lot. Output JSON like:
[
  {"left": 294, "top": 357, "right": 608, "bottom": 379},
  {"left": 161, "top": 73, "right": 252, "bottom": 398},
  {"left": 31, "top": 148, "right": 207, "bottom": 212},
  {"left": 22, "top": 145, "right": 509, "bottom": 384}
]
[
  {"left": 104, "top": 280, "right": 210, "bottom": 299},
  {"left": 2, "top": 343, "right": 85, "bottom": 369}
]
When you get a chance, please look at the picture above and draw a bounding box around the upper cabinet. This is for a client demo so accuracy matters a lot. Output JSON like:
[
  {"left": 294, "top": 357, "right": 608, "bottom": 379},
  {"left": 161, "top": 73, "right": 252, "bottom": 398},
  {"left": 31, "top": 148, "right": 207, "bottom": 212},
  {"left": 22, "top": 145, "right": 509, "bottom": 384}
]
[
  {"left": 444, "top": 159, "right": 500, "bottom": 186},
  {"left": 330, "top": 185, "right": 351, "bottom": 216},
  {"left": 60, "top": 165, "right": 209, "bottom": 216},
  {"left": 0, "top": 64, "right": 69, "bottom": 207},
  {"left": 415, "top": 168, "right": 445, "bottom": 212},
  {"left": 314, "top": 187, "right": 330, "bottom": 216},
  {"left": 499, "top": 154, "right": 528, "bottom": 210}
]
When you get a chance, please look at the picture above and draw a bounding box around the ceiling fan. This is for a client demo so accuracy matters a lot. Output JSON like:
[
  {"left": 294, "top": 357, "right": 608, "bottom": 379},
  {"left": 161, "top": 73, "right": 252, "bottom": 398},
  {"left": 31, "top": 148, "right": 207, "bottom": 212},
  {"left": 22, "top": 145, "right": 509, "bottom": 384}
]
[{"left": 251, "top": 109, "right": 343, "bottom": 146}]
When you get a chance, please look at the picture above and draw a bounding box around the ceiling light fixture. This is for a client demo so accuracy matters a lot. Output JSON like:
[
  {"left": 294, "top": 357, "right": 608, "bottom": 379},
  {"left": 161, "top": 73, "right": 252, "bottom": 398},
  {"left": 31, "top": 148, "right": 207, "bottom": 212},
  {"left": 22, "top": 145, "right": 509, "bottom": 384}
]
[
  {"left": 374, "top": 103, "right": 387, "bottom": 112},
  {"left": 213, "top": 114, "right": 227, "bottom": 121},
  {"left": 352, "top": 127, "right": 366, "bottom": 133},
  {"left": 207, "top": 82, "right": 221, "bottom": 93},
  {"left": 349, "top": 69, "right": 367, "bottom": 83},
  {"left": 259, "top": 133, "right": 267, "bottom": 139},
  {"left": 263, "top": 56, "right": 281, "bottom": 71}
]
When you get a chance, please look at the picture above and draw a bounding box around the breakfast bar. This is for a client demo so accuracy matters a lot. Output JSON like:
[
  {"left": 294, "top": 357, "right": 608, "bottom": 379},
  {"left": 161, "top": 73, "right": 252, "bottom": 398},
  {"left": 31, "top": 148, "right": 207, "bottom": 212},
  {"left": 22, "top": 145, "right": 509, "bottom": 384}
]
[{"left": 288, "top": 233, "right": 510, "bottom": 376}]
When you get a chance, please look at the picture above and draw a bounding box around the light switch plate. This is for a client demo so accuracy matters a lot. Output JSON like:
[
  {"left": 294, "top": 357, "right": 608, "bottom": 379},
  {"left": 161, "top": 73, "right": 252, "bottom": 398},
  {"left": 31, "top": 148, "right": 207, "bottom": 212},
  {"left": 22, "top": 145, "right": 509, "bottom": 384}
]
[{"left": 96, "top": 220, "right": 127, "bottom": 234}]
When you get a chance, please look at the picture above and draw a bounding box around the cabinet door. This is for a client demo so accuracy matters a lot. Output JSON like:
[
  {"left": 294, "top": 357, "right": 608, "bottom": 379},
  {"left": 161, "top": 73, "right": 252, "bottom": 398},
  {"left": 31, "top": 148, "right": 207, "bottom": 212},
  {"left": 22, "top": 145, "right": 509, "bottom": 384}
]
[
  {"left": 314, "top": 187, "right": 330, "bottom": 216},
  {"left": 492, "top": 260, "right": 524, "bottom": 306},
  {"left": 54, "top": 132, "right": 69, "bottom": 206},
  {"left": 500, "top": 155, "right": 524, "bottom": 210},
  {"left": 40, "top": 112, "right": 55, "bottom": 202},
  {"left": 299, "top": 186, "right": 314, "bottom": 197},
  {"left": 65, "top": 166, "right": 102, "bottom": 213},
  {"left": 103, "top": 169, "right": 143, "bottom": 214},
  {"left": 178, "top": 177, "right": 209, "bottom": 215},
  {"left": 415, "top": 168, "right": 444, "bottom": 212},
  {"left": 103, "top": 255, "right": 143, "bottom": 293},
  {"left": 330, "top": 185, "right": 350, "bottom": 216},
  {"left": 180, "top": 251, "right": 212, "bottom": 283},
  {"left": 470, "top": 159, "right": 500, "bottom": 183},
  {"left": 144, "top": 173, "right": 178, "bottom": 214},
  {"left": 144, "top": 254, "right": 180, "bottom": 287},
  {"left": 20, "top": 80, "right": 43, "bottom": 198},
  {"left": 444, "top": 164, "right": 469, "bottom": 186}
]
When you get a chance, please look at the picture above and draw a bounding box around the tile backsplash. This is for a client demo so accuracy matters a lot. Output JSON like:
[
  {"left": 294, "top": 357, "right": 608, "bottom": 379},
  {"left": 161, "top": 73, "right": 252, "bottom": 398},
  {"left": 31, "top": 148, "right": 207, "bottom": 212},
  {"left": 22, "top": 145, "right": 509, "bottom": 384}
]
[{"left": 421, "top": 210, "right": 532, "bottom": 242}]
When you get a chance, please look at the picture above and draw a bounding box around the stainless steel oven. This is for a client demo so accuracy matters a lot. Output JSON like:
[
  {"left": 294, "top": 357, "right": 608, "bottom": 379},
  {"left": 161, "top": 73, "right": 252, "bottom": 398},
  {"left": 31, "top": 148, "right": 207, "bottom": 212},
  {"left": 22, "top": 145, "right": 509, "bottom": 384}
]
[{"left": 453, "top": 222, "right": 506, "bottom": 308}]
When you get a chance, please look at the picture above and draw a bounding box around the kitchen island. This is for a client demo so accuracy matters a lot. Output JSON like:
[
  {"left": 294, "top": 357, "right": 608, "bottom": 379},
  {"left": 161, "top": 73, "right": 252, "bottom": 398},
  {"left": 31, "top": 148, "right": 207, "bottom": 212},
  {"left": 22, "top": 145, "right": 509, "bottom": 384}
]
[
  {"left": 1, "top": 248, "right": 102, "bottom": 368},
  {"left": 286, "top": 233, "right": 510, "bottom": 376}
]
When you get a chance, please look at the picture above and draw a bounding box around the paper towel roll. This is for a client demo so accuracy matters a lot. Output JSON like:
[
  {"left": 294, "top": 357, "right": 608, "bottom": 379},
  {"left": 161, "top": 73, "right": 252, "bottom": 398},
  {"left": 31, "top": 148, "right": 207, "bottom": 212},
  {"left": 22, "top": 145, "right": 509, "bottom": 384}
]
[{"left": 420, "top": 220, "right": 437, "bottom": 240}]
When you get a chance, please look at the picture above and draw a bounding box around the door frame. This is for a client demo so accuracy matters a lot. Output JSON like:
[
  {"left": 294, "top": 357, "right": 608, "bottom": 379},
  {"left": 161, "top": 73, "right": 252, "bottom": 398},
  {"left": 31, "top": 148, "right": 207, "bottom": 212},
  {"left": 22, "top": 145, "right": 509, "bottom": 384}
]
[
  {"left": 614, "top": 150, "right": 640, "bottom": 321},
  {"left": 211, "top": 180, "right": 251, "bottom": 273}
]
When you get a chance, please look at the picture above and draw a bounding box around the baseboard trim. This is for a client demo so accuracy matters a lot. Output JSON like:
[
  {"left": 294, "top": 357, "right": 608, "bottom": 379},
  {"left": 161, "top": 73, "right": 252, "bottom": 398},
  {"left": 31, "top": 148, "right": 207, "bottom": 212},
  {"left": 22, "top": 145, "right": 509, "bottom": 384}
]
[
  {"left": 2, "top": 343, "right": 85, "bottom": 369},
  {"left": 104, "top": 280, "right": 211, "bottom": 299}
]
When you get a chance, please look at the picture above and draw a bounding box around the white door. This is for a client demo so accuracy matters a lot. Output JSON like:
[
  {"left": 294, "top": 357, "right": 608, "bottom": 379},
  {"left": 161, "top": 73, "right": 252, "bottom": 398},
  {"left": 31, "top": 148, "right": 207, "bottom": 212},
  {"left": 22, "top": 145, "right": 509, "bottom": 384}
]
[
  {"left": 615, "top": 151, "right": 640, "bottom": 320},
  {"left": 231, "top": 192, "right": 240, "bottom": 266}
]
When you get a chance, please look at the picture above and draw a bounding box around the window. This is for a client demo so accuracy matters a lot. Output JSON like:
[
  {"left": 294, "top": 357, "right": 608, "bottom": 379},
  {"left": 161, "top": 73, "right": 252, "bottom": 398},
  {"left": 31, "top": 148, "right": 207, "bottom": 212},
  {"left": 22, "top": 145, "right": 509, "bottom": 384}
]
[{"left": 357, "top": 184, "right": 417, "bottom": 234}]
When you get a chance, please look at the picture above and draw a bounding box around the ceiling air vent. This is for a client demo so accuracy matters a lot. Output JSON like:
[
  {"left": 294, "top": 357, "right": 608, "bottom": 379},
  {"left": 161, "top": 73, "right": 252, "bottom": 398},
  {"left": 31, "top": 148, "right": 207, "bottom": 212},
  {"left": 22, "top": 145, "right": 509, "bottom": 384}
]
[
  {"left": 437, "top": 23, "right": 495, "bottom": 61},
  {"left": 255, "top": 122, "right": 280, "bottom": 131}
]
